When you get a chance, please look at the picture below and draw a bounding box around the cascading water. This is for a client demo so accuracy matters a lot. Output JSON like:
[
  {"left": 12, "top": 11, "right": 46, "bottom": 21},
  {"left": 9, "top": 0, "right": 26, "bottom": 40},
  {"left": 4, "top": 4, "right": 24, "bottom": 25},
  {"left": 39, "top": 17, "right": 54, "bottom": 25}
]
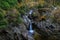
[
  {"left": 29, "top": 22, "right": 34, "bottom": 35},
  {"left": 29, "top": 10, "right": 33, "bottom": 14},
  {"left": 30, "top": 22, "right": 32, "bottom": 30},
  {"left": 23, "top": 10, "right": 34, "bottom": 36},
  {"left": 28, "top": 10, "right": 34, "bottom": 36}
]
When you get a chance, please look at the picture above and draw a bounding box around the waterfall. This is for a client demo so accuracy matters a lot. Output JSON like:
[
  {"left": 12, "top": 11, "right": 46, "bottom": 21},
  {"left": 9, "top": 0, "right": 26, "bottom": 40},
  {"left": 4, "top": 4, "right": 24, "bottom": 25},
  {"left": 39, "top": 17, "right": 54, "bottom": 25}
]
[
  {"left": 28, "top": 10, "right": 34, "bottom": 34},
  {"left": 30, "top": 22, "right": 32, "bottom": 30},
  {"left": 29, "top": 22, "right": 34, "bottom": 34},
  {"left": 29, "top": 10, "right": 33, "bottom": 14},
  {"left": 23, "top": 10, "right": 34, "bottom": 35}
]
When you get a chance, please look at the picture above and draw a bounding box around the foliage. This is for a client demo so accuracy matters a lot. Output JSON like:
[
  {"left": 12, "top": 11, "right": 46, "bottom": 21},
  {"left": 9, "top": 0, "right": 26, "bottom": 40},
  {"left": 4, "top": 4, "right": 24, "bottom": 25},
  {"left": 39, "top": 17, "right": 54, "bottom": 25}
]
[
  {"left": 6, "top": 8, "right": 23, "bottom": 25},
  {"left": 0, "top": 0, "right": 18, "bottom": 10},
  {"left": 0, "top": 0, "right": 23, "bottom": 29},
  {"left": 0, "top": 9, "right": 8, "bottom": 29},
  {"left": 45, "top": 0, "right": 60, "bottom": 7},
  {"left": 18, "top": 5, "right": 30, "bottom": 15},
  {"left": 54, "top": 0, "right": 60, "bottom": 6}
]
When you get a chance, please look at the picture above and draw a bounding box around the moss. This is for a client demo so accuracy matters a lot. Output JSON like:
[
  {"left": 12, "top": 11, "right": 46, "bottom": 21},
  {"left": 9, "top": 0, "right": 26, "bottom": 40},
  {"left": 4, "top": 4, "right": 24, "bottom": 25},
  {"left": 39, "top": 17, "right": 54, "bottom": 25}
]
[
  {"left": 34, "top": 33, "right": 42, "bottom": 40},
  {"left": 51, "top": 8, "right": 60, "bottom": 24}
]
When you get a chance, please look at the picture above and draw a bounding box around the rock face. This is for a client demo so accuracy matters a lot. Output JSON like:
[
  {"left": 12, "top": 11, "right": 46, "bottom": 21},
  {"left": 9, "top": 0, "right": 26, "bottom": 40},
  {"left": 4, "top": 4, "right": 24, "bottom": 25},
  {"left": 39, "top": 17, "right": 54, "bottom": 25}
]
[
  {"left": 52, "top": 8, "right": 60, "bottom": 24},
  {"left": 0, "top": 7, "right": 60, "bottom": 40},
  {"left": 0, "top": 24, "right": 27, "bottom": 40},
  {"left": 28, "top": 8, "right": 60, "bottom": 40}
]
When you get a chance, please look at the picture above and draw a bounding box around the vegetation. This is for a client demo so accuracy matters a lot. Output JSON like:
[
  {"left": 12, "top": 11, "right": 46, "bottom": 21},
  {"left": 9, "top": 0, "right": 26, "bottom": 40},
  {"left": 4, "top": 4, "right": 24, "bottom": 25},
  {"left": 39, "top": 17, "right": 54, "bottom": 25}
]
[
  {"left": 0, "top": 0, "right": 21, "bottom": 29},
  {"left": 0, "top": 0, "right": 60, "bottom": 40},
  {"left": 0, "top": 0, "right": 44, "bottom": 33},
  {"left": 0, "top": 0, "right": 18, "bottom": 10},
  {"left": 0, "top": 9, "right": 8, "bottom": 29}
]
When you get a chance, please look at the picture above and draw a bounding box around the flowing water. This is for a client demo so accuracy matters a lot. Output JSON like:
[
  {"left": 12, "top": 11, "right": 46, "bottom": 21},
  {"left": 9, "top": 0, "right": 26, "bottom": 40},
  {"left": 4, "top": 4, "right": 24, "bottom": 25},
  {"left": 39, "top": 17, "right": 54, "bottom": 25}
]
[
  {"left": 28, "top": 10, "right": 34, "bottom": 34},
  {"left": 29, "top": 22, "right": 34, "bottom": 34},
  {"left": 29, "top": 10, "right": 33, "bottom": 14}
]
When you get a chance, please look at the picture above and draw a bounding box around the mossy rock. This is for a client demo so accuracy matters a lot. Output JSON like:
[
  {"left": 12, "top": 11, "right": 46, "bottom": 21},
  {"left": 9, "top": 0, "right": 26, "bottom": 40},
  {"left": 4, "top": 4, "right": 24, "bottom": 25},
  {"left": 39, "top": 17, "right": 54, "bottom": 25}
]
[
  {"left": 34, "top": 33, "right": 42, "bottom": 40},
  {"left": 52, "top": 8, "right": 60, "bottom": 24}
]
